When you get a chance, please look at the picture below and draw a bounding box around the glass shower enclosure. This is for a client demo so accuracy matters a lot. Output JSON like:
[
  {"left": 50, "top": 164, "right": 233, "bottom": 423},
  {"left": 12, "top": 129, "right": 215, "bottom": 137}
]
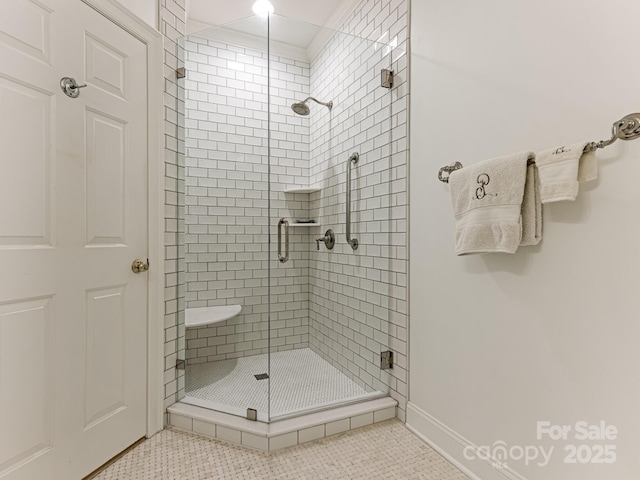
[{"left": 177, "top": 13, "right": 394, "bottom": 422}]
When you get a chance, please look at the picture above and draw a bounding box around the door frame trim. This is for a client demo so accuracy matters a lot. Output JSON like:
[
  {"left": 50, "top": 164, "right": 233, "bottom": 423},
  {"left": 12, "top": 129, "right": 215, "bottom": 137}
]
[{"left": 81, "top": 0, "right": 165, "bottom": 437}]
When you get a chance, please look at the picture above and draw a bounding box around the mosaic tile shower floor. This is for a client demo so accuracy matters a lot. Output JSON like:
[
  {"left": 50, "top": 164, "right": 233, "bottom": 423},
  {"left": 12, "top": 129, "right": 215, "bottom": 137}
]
[
  {"left": 93, "top": 420, "right": 469, "bottom": 480},
  {"left": 185, "top": 348, "right": 377, "bottom": 418}
]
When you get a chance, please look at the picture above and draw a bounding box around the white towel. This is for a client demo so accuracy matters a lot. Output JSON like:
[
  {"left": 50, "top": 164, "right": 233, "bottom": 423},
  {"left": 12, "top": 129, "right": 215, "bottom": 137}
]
[
  {"left": 536, "top": 142, "right": 598, "bottom": 203},
  {"left": 449, "top": 151, "right": 539, "bottom": 255},
  {"left": 521, "top": 162, "right": 542, "bottom": 246}
]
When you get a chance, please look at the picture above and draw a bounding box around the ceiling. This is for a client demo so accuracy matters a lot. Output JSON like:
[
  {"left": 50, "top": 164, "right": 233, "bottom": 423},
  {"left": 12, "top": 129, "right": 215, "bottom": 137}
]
[{"left": 186, "top": 0, "right": 358, "bottom": 32}]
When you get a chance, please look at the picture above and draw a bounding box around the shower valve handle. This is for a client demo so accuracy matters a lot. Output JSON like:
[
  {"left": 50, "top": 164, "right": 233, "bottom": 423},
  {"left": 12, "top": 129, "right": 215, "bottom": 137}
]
[{"left": 315, "top": 229, "right": 335, "bottom": 251}]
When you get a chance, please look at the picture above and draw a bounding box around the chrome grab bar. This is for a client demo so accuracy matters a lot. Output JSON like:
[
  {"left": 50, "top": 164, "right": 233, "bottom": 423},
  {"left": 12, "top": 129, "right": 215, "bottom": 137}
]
[
  {"left": 278, "top": 218, "right": 289, "bottom": 263},
  {"left": 346, "top": 152, "right": 359, "bottom": 250}
]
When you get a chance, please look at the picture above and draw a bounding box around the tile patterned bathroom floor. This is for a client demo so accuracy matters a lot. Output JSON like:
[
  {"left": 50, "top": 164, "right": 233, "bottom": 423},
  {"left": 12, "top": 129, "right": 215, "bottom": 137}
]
[{"left": 93, "top": 419, "right": 469, "bottom": 480}]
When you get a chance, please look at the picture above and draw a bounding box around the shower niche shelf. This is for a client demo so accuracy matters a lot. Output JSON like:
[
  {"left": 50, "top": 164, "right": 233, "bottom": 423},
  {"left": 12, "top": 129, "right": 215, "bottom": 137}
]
[
  {"left": 185, "top": 304, "right": 242, "bottom": 328},
  {"left": 283, "top": 187, "right": 322, "bottom": 194},
  {"left": 289, "top": 222, "right": 321, "bottom": 228}
]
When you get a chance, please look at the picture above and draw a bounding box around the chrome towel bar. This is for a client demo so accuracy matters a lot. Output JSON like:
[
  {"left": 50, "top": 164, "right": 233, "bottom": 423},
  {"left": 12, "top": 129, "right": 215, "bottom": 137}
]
[{"left": 437, "top": 112, "right": 640, "bottom": 183}]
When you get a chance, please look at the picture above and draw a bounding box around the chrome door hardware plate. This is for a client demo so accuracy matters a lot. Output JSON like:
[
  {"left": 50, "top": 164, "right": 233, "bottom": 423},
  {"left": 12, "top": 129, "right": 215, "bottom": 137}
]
[
  {"left": 246, "top": 408, "right": 258, "bottom": 421},
  {"left": 176, "top": 359, "right": 186, "bottom": 370},
  {"left": 176, "top": 67, "right": 186, "bottom": 79},
  {"left": 60, "top": 77, "right": 87, "bottom": 98}
]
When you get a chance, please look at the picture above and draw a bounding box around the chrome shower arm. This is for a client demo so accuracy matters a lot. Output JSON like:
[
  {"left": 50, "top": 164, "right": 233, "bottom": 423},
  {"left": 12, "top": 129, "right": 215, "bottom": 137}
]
[{"left": 303, "top": 97, "right": 333, "bottom": 110}]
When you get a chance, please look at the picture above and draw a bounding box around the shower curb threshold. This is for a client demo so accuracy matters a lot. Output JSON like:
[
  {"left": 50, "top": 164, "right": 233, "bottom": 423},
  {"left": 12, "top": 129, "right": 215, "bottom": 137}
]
[{"left": 167, "top": 397, "right": 398, "bottom": 452}]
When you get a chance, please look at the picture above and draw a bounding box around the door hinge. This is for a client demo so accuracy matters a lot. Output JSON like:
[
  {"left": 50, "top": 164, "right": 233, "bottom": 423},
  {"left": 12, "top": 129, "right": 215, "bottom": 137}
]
[
  {"left": 380, "top": 69, "right": 394, "bottom": 89},
  {"left": 380, "top": 350, "right": 393, "bottom": 370}
]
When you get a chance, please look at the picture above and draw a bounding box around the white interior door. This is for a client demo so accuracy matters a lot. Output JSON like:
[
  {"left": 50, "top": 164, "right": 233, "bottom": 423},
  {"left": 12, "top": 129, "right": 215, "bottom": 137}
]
[{"left": 0, "top": 1, "right": 149, "bottom": 478}]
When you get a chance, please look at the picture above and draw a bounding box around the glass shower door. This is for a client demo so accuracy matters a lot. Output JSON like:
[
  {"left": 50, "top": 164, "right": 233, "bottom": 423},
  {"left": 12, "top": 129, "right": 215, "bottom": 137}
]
[
  {"left": 180, "top": 16, "right": 272, "bottom": 421},
  {"left": 267, "top": 15, "right": 394, "bottom": 421}
]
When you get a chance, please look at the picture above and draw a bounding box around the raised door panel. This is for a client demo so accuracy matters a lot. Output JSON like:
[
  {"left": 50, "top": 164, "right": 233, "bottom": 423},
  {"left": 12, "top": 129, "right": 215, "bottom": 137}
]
[
  {"left": 85, "top": 33, "right": 126, "bottom": 100},
  {"left": 0, "top": 0, "right": 52, "bottom": 64},
  {"left": 0, "top": 297, "right": 54, "bottom": 476},
  {"left": 84, "top": 287, "right": 126, "bottom": 429},
  {"left": 85, "top": 110, "right": 127, "bottom": 246},
  {"left": 0, "top": 77, "right": 55, "bottom": 247}
]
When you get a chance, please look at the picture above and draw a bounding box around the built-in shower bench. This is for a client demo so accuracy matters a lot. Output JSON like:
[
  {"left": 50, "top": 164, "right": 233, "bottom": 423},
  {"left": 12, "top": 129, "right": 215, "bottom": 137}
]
[{"left": 185, "top": 305, "right": 242, "bottom": 328}]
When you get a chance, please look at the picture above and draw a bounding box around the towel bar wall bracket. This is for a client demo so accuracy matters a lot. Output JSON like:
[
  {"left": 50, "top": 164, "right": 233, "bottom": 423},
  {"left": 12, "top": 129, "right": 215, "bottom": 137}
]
[
  {"left": 437, "top": 161, "right": 463, "bottom": 183},
  {"left": 437, "top": 112, "right": 640, "bottom": 183}
]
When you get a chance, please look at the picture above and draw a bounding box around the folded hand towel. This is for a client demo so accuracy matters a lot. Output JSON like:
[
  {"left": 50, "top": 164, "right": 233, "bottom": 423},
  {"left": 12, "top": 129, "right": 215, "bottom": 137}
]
[
  {"left": 449, "top": 151, "right": 539, "bottom": 255},
  {"left": 578, "top": 149, "right": 597, "bottom": 182},
  {"left": 536, "top": 142, "right": 598, "bottom": 203},
  {"left": 520, "top": 162, "right": 542, "bottom": 246}
]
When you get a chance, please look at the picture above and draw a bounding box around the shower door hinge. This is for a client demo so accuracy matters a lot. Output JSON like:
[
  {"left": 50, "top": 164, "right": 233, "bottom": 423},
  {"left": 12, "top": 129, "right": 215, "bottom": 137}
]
[
  {"left": 380, "top": 69, "right": 394, "bottom": 89},
  {"left": 176, "top": 359, "right": 186, "bottom": 370},
  {"left": 176, "top": 67, "right": 186, "bottom": 79},
  {"left": 246, "top": 408, "right": 258, "bottom": 421},
  {"left": 380, "top": 350, "right": 394, "bottom": 370}
]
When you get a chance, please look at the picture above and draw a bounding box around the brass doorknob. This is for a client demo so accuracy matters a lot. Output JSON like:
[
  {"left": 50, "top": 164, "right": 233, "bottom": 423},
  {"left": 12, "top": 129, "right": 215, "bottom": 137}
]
[{"left": 131, "top": 258, "right": 150, "bottom": 273}]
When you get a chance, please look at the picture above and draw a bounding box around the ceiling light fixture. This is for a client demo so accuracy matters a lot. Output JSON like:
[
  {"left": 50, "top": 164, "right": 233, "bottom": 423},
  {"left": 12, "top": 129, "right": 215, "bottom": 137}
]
[{"left": 252, "top": 0, "right": 275, "bottom": 17}]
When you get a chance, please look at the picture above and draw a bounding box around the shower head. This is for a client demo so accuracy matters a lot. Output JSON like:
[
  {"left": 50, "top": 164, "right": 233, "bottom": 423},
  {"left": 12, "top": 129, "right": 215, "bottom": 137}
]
[
  {"left": 291, "top": 97, "right": 333, "bottom": 116},
  {"left": 291, "top": 101, "right": 310, "bottom": 116}
]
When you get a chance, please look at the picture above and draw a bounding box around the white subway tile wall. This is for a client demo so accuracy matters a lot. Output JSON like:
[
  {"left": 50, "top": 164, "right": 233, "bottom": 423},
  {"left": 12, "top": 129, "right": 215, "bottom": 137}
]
[
  {"left": 183, "top": 36, "right": 313, "bottom": 363},
  {"left": 308, "top": 0, "right": 409, "bottom": 421},
  {"left": 162, "top": 0, "right": 187, "bottom": 412}
]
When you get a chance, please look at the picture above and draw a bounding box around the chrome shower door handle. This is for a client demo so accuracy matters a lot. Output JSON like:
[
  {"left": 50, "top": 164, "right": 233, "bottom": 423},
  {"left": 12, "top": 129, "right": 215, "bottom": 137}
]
[
  {"left": 278, "top": 218, "right": 289, "bottom": 263},
  {"left": 346, "top": 152, "right": 359, "bottom": 250}
]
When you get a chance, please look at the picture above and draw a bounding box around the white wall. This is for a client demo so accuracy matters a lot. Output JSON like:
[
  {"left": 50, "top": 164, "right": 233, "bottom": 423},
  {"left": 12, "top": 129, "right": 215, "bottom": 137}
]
[
  {"left": 114, "top": 0, "right": 157, "bottom": 28},
  {"left": 409, "top": 1, "right": 640, "bottom": 479}
]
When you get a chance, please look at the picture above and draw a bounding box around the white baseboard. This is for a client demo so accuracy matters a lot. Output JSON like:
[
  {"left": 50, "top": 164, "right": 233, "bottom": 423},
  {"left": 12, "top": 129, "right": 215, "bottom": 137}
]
[{"left": 406, "top": 402, "right": 527, "bottom": 480}]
